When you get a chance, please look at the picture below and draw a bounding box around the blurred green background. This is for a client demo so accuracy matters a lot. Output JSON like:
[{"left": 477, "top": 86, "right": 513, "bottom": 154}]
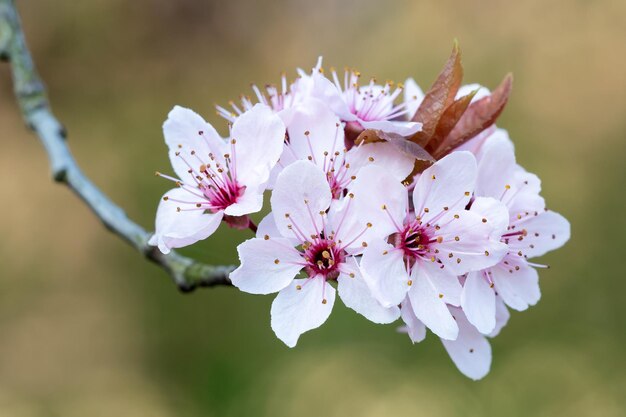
[{"left": 1, "top": 0, "right": 624, "bottom": 415}]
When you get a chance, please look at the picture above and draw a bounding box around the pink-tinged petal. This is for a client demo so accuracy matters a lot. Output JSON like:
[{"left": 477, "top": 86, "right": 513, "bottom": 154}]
[
  {"left": 256, "top": 212, "right": 283, "bottom": 239},
  {"left": 360, "top": 240, "right": 410, "bottom": 308},
  {"left": 337, "top": 257, "right": 400, "bottom": 324},
  {"left": 408, "top": 261, "right": 459, "bottom": 340},
  {"left": 345, "top": 141, "right": 415, "bottom": 183},
  {"left": 287, "top": 98, "right": 343, "bottom": 166},
  {"left": 149, "top": 188, "right": 223, "bottom": 254},
  {"left": 311, "top": 72, "right": 355, "bottom": 121},
  {"left": 488, "top": 296, "right": 510, "bottom": 338},
  {"left": 400, "top": 297, "right": 427, "bottom": 343},
  {"left": 461, "top": 271, "right": 496, "bottom": 334},
  {"left": 413, "top": 151, "right": 477, "bottom": 223},
  {"left": 231, "top": 103, "right": 286, "bottom": 187},
  {"left": 163, "top": 106, "right": 226, "bottom": 182},
  {"left": 436, "top": 210, "right": 508, "bottom": 275},
  {"left": 230, "top": 237, "right": 304, "bottom": 295},
  {"left": 334, "top": 164, "right": 407, "bottom": 251},
  {"left": 266, "top": 144, "right": 298, "bottom": 190},
  {"left": 270, "top": 277, "right": 336, "bottom": 348},
  {"left": 271, "top": 161, "right": 331, "bottom": 240},
  {"left": 359, "top": 119, "right": 422, "bottom": 137},
  {"left": 403, "top": 77, "right": 424, "bottom": 120},
  {"left": 456, "top": 83, "right": 491, "bottom": 102},
  {"left": 223, "top": 184, "right": 263, "bottom": 217},
  {"left": 470, "top": 196, "right": 510, "bottom": 238},
  {"left": 475, "top": 131, "right": 516, "bottom": 198},
  {"left": 441, "top": 307, "right": 492, "bottom": 380},
  {"left": 491, "top": 259, "right": 540, "bottom": 311},
  {"left": 511, "top": 210, "right": 571, "bottom": 258}
]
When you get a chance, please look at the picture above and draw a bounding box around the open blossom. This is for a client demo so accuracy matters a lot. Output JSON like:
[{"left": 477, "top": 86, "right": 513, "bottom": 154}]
[
  {"left": 149, "top": 104, "right": 285, "bottom": 254},
  {"left": 309, "top": 60, "right": 422, "bottom": 137},
  {"left": 270, "top": 97, "right": 415, "bottom": 195},
  {"left": 460, "top": 131, "right": 571, "bottom": 334},
  {"left": 359, "top": 151, "right": 508, "bottom": 340},
  {"left": 230, "top": 161, "right": 401, "bottom": 347}
]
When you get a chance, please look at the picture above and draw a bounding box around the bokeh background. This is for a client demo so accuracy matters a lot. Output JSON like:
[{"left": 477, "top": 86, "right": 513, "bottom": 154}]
[{"left": 1, "top": 0, "right": 625, "bottom": 415}]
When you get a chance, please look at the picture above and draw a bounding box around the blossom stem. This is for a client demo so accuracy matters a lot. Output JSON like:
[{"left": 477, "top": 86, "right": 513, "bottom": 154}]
[{"left": 0, "top": 0, "right": 233, "bottom": 292}]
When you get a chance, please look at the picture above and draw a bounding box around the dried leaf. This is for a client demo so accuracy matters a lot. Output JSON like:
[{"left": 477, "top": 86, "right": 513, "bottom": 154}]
[
  {"left": 410, "top": 41, "right": 463, "bottom": 146},
  {"left": 434, "top": 73, "right": 513, "bottom": 158},
  {"left": 426, "top": 89, "right": 477, "bottom": 153}
]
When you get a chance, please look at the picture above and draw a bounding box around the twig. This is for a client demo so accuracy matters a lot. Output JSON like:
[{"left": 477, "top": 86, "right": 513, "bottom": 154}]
[{"left": 0, "top": 0, "right": 233, "bottom": 292}]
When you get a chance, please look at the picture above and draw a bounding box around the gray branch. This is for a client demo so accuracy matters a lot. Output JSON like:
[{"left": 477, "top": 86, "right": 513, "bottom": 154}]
[{"left": 0, "top": 0, "right": 233, "bottom": 292}]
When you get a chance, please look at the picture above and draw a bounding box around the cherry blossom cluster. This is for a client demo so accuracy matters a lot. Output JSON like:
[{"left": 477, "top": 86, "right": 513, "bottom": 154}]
[{"left": 150, "top": 48, "right": 570, "bottom": 379}]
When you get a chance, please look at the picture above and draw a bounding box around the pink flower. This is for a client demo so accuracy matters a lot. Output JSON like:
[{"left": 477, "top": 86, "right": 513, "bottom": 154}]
[
  {"left": 270, "top": 97, "right": 415, "bottom": 196},
  {"left": 230, "top": 161, "right": 400, "bottom": 347},
  {"left": 460, "top": 132, "right": 571, "bottom": 334},
  {"left": 359, "top": 151, "right": 508, "bottom": 340},
  {"left": 310, "top": 61, "right": 422, "bottom": 137},
  {"left": 149, "top": 104, "right": 285, "bottom": 254}
]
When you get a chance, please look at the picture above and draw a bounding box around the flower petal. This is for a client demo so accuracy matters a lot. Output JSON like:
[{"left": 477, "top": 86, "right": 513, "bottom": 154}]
[
  {"left": 223, "top": 184, "right": 264, "bottom": 217},
  {"left": 359, "top": 119, "right": 422, "bottom": 137},
  {"left": 403, "top": 77, "right": 425, "bottom": 120},
  {"left": 231, "top": 103, "right": 286, "bottom": 187},
  {"left": 345, "top": 140, "right": 415, "bottom": 183},
  {"left": 511, "top": 210, "right": 571, "bottom": 258},
  {"left": 413, "top": 151, "right": 477, "bottom": 223},
  {"left": 163, "top": 106, "right": 225, "bottom": 182},
  {"left": 400, "top": 297, "right": 427, "bottom": 343},
  {"left": 441, "top": 307, "right": 492, "bottom": 380},
  {"left": 271, "top": 161, "right": 332, "bottom": 240},
  {"left": 149, "top": 188, "right": 223, "bottom": 254},
  {"left": 470, "top": 196, "right": 510, "bottom": 238},
  {"left": 270, "top": 277, "right": 336, "bottom": 347},
  {"left": 337, "top": 258, "right": 400, "bottom": 324},
  {"left": 230, "top": 237, "right": 304, "bottom": 295},
  {"left": 491, "top": 258, "right": 540, "bottom": 311},
  {"left": 360, "top": 240, "right": 410, "bottom": 308},
  {"left": 475, "top": 131, "right": 516, "bottom": 198},
  {"left": 489, "top": 296, "right": 510, "bottom": 338},
  {"left": 408, "top": 261, "right": 459, "bottom": 340},
  {"left": 461, "top": 271, "right": 496, "bottom": 334}
]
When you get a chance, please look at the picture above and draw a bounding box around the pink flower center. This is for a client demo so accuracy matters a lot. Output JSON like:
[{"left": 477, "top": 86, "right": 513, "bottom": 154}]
[
  {"left": 199, "top": 173, "right": 244, "bottom": 212},
  {"left": 303, "top": 239, "right": 345, "bottom": 280}
]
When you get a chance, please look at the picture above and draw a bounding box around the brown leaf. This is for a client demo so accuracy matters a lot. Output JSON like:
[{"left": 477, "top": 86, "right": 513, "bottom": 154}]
[
  {"left": 426, "top": 89, "right": 477, "bottom": 154},
  {"left": 410, "top": 41, "right": 463, "bottom": 146},
  {"left": 434, "top": 73, "right": 513, "bottom": 158},
  {"left": 356, "top": 129, "right": 435, "bottom": 165}
]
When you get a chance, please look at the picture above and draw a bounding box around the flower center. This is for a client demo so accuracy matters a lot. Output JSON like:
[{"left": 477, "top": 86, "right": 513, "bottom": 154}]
[
  {"left": 390, "top": 219, "right": 432, "bottom": 260},
  {"left": 303, "top": 239, "right": 345, "bottom": 279},
  {"left": 200, "top": 174, "right": 244, "bottom": 212}
]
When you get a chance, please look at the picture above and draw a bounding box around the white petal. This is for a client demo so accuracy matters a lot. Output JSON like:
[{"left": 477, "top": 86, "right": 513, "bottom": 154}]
[
  {"left": 511, "top": 210, "right": 570, "bottom": 258},
  {"left": 475, "top": 131, "right": 516, "bottom": 198},
  {"left": 230, "top": 237, "right": 304, "bottom": 295},
  {"left": 271, "top": 161, "right": 331, "bottom": 240},
  {"left": 270, "top": 277, "right": 336, "bottom": 347},
  {"left": 310, "top": 72, "right": 355, "bottom": 121},
  {"left": 489, "top": 296, "right": 510, "bottom": 338},
  {"left": 163, "top": 106, "right": 225, "bottom": 182},
  {"left": 408, "top": 261, "right": 459, "bottom": 340},
  {"left": 491, "top": 259, "right": 541, "bottom": 311},
  {"left": 333, "top": 164, "right": 407, "bottom": 251},
  {"left": 223, "top": 184, "right": 264, "bottom": 216},
  {"left": 400, "top": 297, "right": 427, "bottom": 343},
  {"left": 461, "top": 271, "right": 496, "bottom": 334},
  {"left": 413, "top": 151, "right": 477, "bottom": 223},
  {"left": 359, "top": 119, "right": 422, "bottom": 137},
  {"left": 231, "top": 103, "right": 286, "bottom": 187},
  {"left": 360, "top": 240, "right": 410, "bottom": 307},
  {"left": 470, "top": 196, "right": 510, "bottom": 238},
  {"left": 256, "top": 212, "right": 283, "bottom": 239},
  {"left": 345, "top": 140, "right": 415, "bottom": 182},
  {"left": 150, "top": 188, "right": 223, "bottom": 254},
  {"left": 286, "top": 98, "right": 343, "bottom": 167},
  {"left": 436, "top": 210, "right": 508, "bottom": 275},
  {"left": 441, "top": 307, "right": 492, "bottom": 380},
  {"left": 403, "top": 77, "right": 424, "bottom": 120},
  {"left": 337, "top": 257, "right": 400, "bottom": 324}
]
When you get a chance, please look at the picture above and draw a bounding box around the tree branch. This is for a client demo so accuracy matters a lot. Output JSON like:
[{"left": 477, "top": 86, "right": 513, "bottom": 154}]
[{"left": 0, "top": 0, "right": 233, "bottom": 292}]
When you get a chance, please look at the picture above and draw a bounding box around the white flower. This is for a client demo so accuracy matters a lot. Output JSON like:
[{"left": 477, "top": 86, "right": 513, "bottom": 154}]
[
  {"left": 359, "top": 151, "right": 508, "bottom": 340},
  {"left": 230, "top": 161, "right": 400, "bottom": 347},
  {"left": 149, "top": 104, "right": 285, "bottom": 254},
  {"left": 460, "top": 131, "right": 571, "bottom": 334}
]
